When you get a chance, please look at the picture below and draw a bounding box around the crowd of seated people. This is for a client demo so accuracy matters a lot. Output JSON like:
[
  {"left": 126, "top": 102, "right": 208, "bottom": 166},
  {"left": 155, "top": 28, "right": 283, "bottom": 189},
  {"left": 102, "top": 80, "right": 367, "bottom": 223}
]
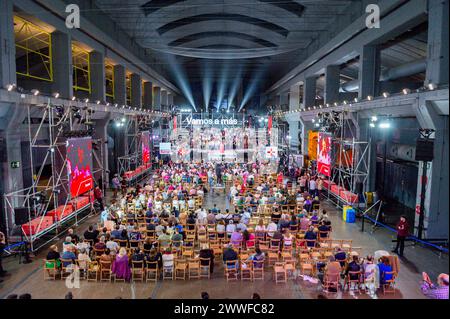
[{"left": 40, "top": 160, "right": 408, "bottom": 299}]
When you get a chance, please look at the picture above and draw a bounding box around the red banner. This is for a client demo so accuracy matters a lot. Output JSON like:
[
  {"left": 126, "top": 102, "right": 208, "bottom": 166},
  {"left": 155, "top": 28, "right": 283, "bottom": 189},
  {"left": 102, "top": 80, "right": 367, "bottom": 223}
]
[
  {"left": 173, "top": 116, "right": 177, "bottom": 130},
  {"left": 268, "top": 116, "right": 272, "bottom": 131},
  {"left": 317, "top": 133, "right": 332, "bottom": 177}
]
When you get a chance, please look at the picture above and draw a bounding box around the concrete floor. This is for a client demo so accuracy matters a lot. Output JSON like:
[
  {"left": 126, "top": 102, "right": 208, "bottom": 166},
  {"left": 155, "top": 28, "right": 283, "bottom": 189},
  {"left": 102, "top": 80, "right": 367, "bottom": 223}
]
[{"left": 1, "top": 190, "right": 448, "bottom": 299}]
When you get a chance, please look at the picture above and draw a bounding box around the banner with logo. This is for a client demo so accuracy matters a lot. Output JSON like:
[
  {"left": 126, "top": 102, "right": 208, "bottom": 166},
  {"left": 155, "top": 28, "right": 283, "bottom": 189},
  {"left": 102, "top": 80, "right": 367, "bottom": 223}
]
[
  {"left": 265, "top": 146, "right": 278, "bottom": 160},
  {"left": 317, "top": 132, "right": 332, "bottom": 176}
]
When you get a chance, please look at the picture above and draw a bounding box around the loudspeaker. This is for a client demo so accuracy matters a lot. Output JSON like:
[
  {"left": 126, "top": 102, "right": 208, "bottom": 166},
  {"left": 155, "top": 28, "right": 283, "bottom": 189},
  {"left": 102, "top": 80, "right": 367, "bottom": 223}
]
[
  {"left": 14, "top": 207, "right": 30, "bottom": 225},
  {"left": 415, "top": 138, "right": 434, "bottom": 162}
]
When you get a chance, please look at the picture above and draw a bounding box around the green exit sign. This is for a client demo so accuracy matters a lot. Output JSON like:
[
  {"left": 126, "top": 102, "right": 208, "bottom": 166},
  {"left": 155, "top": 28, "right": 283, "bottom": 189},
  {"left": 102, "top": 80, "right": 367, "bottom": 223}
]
[{"left": 11, "top": 161, "right": 20, "bottom": 169}]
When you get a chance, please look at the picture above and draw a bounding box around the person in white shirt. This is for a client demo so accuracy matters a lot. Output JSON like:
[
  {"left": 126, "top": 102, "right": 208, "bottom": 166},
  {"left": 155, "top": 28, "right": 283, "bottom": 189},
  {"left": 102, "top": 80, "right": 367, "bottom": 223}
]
[
  {"left": 197, "top": 208, "right": 207, "bottom": 224},
  {"left": 226, "top": 220, "right": 236, "bottom": 237},
  {"left": 309, "top": 178, "right": 317, "bottom": 197},
  {"left": 106, "top": 237, "right": 119, "bottom": 253},
  {"left": 266, "top": 221, "right": 278, "bottom": 238}
]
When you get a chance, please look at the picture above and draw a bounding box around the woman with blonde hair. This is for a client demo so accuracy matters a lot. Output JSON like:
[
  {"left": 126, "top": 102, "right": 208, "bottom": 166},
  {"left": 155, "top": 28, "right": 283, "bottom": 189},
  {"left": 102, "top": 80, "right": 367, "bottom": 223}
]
[{"left": 112, "top": 247, "right": 131, "bottom": 281}]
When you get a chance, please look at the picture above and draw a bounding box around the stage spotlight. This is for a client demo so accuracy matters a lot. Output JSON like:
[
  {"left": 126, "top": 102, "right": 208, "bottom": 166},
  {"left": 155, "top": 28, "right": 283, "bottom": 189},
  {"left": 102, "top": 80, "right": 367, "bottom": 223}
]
[
  {"left": 106, "top": 103, "right": 110, "bottom": 106},
  {"left": 428, "top": 83, "right": 436, "bottom": 91},
  {"left": 370, "top": 123, "right": 376, "bottom": 128},
  {"left": 72, "top": 96, "right": 76, "bottom": 101},
  {"left": 6, "top": 84, "right": 16, "bottom": 91},
  {"left": 402, "top": 88, "right": 411, "bottom": 95},
  {"left": 53, "top": 92, "right": 60, "bottom": 99},
  {"left": 371, "top": 116, "right": 378, "bottom": 122},
  {"left": 31, "top": 89, "right": 40, "bottom": 96},
  {"left": 334, "top": 102, "right": 338, "bottom": 106},
  {"left": 312, "top": 119, "right": 315, "bottom": 123},
  {"left": 379, "top": 122, "right": 391, "bottom": 129},
  {"left": 84, "top": 98, "right": 89, "bottom": 103},
  {"left": 382, "top": 92, "right": 390, "bottom": 98},
  {"left": 367, "top": 95, "right": 373, "bottom": 101},
  {"left": 96, "top": 100, "right": 101, "bottom": 105},
  {"left": 354, "top": 98, "right": 359, "bottom": 103}
]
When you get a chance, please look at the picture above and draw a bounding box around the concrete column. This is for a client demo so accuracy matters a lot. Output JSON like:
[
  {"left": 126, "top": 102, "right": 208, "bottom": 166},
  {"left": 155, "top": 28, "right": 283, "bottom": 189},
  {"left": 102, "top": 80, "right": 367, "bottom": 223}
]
[
  {"left": 324, "top": 65, "right": 340, "bottom": 105},
  {"left": 279, "top": 92, "right": 289, "bottom": 111},
  {"left": 303, "top": 76, "right": 317, "bottom": 108},
  {"left": 113, "top": 64, "right": 126, "bottom": 105},
  {"left": 92, "top": 114, "right": 111, "bottom": 188},
  {"left": 131, "top": 73, "right": 142, "bottom": 109},
  {"left": 0, "top": 0, "right": 16, "bottom": 88},
  {"left": 143, "top": 81, "right": 153, "bottom": 109},
  {"left": 51, "top": 31, "right": 73, "bottom": 99},
  {"left": 89, "top": 51, "right": 105, "bottom": 102},
  {"left": 161, "top": 90, "right": 168, "bottom": 110},
  {"left": 414, "top": 100, "right": 449, "bottom": 239},
  {"left": 154, "top": 86, "right": 161, "bottom": 111},
  {"left": 168, "top": 93, "right": 174, "bottom": 106},
  {"left": 358, "top": 45, "right": 380, "bottom": 99},
  {"left": 425, "top": 0, "right": 449, "bottom": 86},
  {"left": 288, "top": 85, "right": 301, "bottom": 152}
]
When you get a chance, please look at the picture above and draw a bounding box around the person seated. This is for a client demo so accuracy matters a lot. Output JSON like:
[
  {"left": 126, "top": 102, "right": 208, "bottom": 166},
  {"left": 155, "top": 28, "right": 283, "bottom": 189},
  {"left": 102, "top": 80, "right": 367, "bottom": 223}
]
[
  {"left": 304, "top": 226, "right": 317, "bottom": 248},
  {"left": 129, "top": 225, "right": 142, "bottom": 241},
  {"left": 345, "top": 255, "right": 362, "bottom": 282},
  {"left": 249, "top": 248, "right": 265, "bottom": 268},
  {"left": 334, "top": 248, "right": 347, "bottom": 268},
  {"left": 207, "top": 210, "right": 216, "bottom": 224},
  {"left": 271, "top": 208, "right": 281, "bottom": 222},
  {"left": 158, "top": 229, "right": 171, "bottom": 247},
  {"left": 62, "top": 236, "right": 76, "bottom": 253},
  {"left": 162, "top": 249, "right": 174, "bottom": 271},
  {"left": 421, "top": 272, "right": 449, "bottom": 300},
  {"left": 282, "top": 230, "right": 294, "bottom": 250},
  {"left": 310, "top": 212, "right": 319, "bottom": 225},
  {"left": 106, "top": 234, "right": 119, "bottom": 252},
  {"left": 77, "top": 248, "right": 91, "bottom": 271},
  {"left": 226, "top": 220, "right": 236, "bottom": 238},
  {"left": 299, "top": 215, "right": 311, "bottom": 231},
  {"left": 222, "top": 245, "right": 238, "bottom": 263},
  {"left": 110, "top": 225, "right": 122, "bottom": 240},
  {"left": 230, "top": 229, "right": 243, "bottom": 246},
  {"left": 94, "top": 236, "right": 107, "bottom": 251},
  {"left": 320, "top": 256, "right": 341, "bottom": 291},
  {"left": 362, "top": 255, "right": 378, "bottom": 298},
  {"left": 100, "top": 248, "right": 114, "bottom": 262},
  {"left": 46, "top": 245, "right": 61, "bottom": 269},
  {"left": 266, "top": 221, "right": 278, "bottom": 238},
  {"left": 61, "top": 246, "right": 76, "bottom": 267},
  {"left": 378, "top": 256, "right": 393, "bottom": 285},
  {"left": 318, "top": 221, "right": 331, "bottom": 238},
  {"left": 279, "top": 216, "right": 290, "bottom": 232},
  {"left": 199, "top": 243, "right": 215, "bottom": 274},
  {"left": 171, "top": 228, "right": 183, "bottom": 247},
  {"left": 112, "top": 248, "right": 131, "bottom": 281},
  {"left": 84, "top": 225, "right": 99, "bottom": 243},
  {"left": 68, "top": 229, "right": 80, "bottom": 244},
  {"left": 146, "top": 248, "right": 163, "bottom": 270},
  {"left": 131, "top": 248, "right": 145, "bottom": 262}
]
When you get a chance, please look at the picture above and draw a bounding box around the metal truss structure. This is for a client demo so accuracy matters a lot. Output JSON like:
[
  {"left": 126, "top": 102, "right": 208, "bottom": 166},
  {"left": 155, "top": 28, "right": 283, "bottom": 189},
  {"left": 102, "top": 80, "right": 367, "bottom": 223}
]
[{"left": 3, "top": 100, "right": 104, "bottom": 251}]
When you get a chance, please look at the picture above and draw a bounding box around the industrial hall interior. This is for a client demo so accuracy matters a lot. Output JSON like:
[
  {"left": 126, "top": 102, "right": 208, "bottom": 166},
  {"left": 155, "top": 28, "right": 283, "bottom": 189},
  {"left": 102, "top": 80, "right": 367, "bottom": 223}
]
[{"left": 0, "top": 0, "right": 448, "bottom": 301}]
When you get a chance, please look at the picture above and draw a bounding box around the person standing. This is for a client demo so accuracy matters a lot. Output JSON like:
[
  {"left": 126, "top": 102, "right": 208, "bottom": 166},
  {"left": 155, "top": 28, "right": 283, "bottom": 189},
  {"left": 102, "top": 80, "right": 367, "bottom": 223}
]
[
  {"left": 392, "top": 215, "right": 409, "bottom": 257},
  {"left": 111, "top": 174, "right": 121, "bottom": 198},
  {"left": 94, "top": 185, "right": 105, "bottom": 212}
]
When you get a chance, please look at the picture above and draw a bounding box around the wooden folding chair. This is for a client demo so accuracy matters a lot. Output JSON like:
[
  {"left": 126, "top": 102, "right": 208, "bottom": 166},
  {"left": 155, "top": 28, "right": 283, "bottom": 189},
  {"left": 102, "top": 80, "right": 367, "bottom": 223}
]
[
  {"left": 252, "top": 259, "right": 265, "bottom": 280},
  {"left": 60, "top": 259, "right": 74, "bottom": 280},
  {"left": 240, "top": 260, "right": 253, "bottom": 281},
  {"left": 100, "top": 260, "right": 113, "bottom": 282},
  {"left": 344, "top": 271, "right": 362, "bottom": 293},
  {"left": 199, "top": 258, "right": 211, "bottom": 279},
  {"left": 132, "top": 260, "right": 145, "bottom": 282},
  {"left": 273, "top": 262, "right": 287, "bottom": 283},
  {"left": 382, "top": 271, "right": 396, "bottom": 295},
  {"left": 43, "top": 259, "right": 59, "bottom": 280},
  {"left": 145, "top": 261, "right": 159, "bottom": 282},
  {"left": 87, "top": 261, "right": 99, "bottom": 282},
  {"left": 224, "top": 260, "right": 239, "bottom": 281},
  {"left": 188, "top": 259, "right": 201, "bottom": 280}
]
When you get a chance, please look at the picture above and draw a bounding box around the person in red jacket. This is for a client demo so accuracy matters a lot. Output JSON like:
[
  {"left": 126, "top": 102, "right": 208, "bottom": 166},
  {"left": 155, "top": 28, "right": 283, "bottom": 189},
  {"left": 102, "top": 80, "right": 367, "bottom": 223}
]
[{"left": 392, "top": 215, "right": 409, "bottom": 257}]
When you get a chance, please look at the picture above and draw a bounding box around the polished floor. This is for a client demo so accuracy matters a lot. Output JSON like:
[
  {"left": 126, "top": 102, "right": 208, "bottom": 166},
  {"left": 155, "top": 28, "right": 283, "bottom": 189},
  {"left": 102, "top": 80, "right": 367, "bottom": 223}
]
[{"left": 0, "top": 191, "right": 448, "bottom": 299}]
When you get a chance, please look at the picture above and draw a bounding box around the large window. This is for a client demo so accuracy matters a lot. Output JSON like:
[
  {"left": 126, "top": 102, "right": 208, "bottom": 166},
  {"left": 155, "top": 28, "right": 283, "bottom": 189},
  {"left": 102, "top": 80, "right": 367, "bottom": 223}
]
[
  {"left": 72, "top": 43, "right": 91, "bottom": 93},
  {"left": 105, "top": 61, "right": 114, "bottom": 99},
  {"left": 14, "top": 16, "right": 53, "bottom": 82}
]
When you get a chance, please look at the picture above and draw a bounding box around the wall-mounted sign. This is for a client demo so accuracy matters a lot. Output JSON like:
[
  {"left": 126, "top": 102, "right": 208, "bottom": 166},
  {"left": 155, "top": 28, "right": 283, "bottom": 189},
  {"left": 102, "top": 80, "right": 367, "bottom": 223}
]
[{"left": 11, "top": 161, "right": 20, "bottom": 169}]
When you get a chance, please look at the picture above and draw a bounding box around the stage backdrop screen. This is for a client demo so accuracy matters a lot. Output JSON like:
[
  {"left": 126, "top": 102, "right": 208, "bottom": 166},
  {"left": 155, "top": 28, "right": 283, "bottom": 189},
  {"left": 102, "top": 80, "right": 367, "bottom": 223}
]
[
  {"left": 317, "top": 133, "right": 332, "bottom": 177},
  {"left": 160, "top": 143, "right": 172, "bottom": 155},
  {"left": 67, "top": 137, "right": 94, "bottom": 198},
  {"left": 141, "top": 131, "right": 151, "bottom": 164}
]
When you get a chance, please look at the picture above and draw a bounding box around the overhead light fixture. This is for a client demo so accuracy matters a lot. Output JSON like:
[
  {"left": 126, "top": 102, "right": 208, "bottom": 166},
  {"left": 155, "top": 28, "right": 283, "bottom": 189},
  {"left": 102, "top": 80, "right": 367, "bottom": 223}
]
[
  {"left": 312, "top": 119, "right": 315, "bottom": 123},
  {"left": 31, "top": 89, "right": 40, "bottom": 96},
  {"left": 6, "top": 84, "right": 15, "bottom": 92},
  {"left": 428, "top": 83, "right": 436, "bottom": 91},
  {"left": 371, "top": 116, "right": 378, "bottom": 122},
  {"left": 354, "top": 98, "right": 359, "bottom": 103},
  {"left": 382, "top": 92, "right": 390, "bottom": 98},
  {"left": 402, "top": 88, "right": 410, "bottom": 95},
  {"left": 379, "top": 122, "right": 391, "bottom": 129},
  {"left": 84, "top": 98, "right": 89, "bottom": 103},
  {"left": 96, "top": 100, "right": 101, "bottom": 105},
  {"left": 53, "top": 92, "right": 60, "bottom": 99},
  {"left": 369, "top": 123, "right": 376, "bottom": 128},
  {"left": 367, "top": 95, "right": 373, "bottom": 101},
  {"left": 71, "top": 96, "right": 76, "bottom": 101}
]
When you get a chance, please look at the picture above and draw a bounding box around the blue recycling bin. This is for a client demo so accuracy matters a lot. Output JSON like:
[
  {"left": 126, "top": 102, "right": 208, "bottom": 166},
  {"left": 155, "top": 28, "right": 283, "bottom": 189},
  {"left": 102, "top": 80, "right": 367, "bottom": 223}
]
[{"left": 345, "top": 209, "right": 356, "bottom": 223}]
